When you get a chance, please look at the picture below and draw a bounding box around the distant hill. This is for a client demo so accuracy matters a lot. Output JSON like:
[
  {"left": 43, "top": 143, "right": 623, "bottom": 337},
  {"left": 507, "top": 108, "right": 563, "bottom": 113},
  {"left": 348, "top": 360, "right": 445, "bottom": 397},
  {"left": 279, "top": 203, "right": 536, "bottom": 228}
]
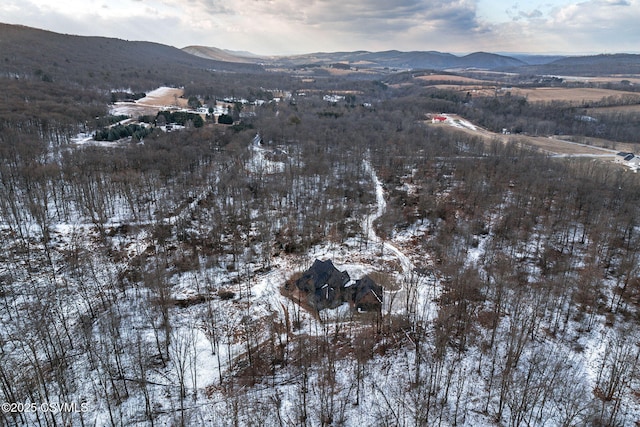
[
  {"left": 182, "top": 46, "right": 640, "bottom": 75},
  {"left": 280, "top": 49, "right": 526, "bottom": 70},
  {"left": 551, "top": 53, "right": 640, "bottom": 67},
  {"left": 0, "top": 23, "right": 264, "bottom": 90},
  {"left": 184, "top": 46, "right": 527, "bottom": 71},
  {"left": 182, "top": 45, "right": 257, "bottom": 63},
  {"left": 507, "top": 54, "right": 567, "bottom": 65},
  {"left": 455, "top": 52, "right": 526, "bottom": 69},
  {"left": 516, "top": 54, "right": 640, "bottom": 76},
  {"left": 178, "top": 46, "right": 640, "bottom": 76}
]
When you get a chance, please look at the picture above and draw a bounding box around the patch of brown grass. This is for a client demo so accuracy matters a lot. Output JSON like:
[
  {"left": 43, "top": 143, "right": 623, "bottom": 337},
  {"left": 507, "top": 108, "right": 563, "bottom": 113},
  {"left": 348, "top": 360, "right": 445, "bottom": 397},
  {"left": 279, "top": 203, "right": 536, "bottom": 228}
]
[
  {"left": 418, "top": 75, "right": 495, "bottom": 84},
  {"left": 586, "top": 105, "right": 640, "bottom": 115},
  {"left": 509, "top": 87, "right": 640, "bottom": 103},
  {"left": 138, "top": 88, "right": 188, "bottom": 108}
]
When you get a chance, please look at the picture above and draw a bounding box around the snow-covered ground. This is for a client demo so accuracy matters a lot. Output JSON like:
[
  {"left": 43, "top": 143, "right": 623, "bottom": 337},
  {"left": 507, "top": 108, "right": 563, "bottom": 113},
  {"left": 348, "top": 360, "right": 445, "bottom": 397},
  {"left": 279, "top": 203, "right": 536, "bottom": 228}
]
[
  {"left": 248, "top": 134, "right": 286, "bottom": 174},
  {"left": 110, "top": 86, "right": 186, "bottom": 116},
  {"left": 4, "top": 127, "right": 640, "bottom": 427},
  {"left": 363, "top": 157, "right": 440, "bottom": 320},
  {"left": 439, "top": 113, "right": 478, "bottom": 131}
]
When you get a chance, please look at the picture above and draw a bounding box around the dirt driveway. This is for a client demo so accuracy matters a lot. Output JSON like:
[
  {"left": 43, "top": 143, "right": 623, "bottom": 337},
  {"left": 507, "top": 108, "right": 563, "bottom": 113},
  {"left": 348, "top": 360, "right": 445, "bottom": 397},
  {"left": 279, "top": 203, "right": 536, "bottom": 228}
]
[{"left": 432, "top": 114, "right": 618, "bottom": 158}]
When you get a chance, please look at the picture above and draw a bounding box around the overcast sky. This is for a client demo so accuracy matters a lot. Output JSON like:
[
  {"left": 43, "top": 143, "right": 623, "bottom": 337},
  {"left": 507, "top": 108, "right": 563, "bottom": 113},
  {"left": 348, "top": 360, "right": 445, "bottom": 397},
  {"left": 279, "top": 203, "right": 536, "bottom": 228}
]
[{"left": 1, "top": 0, "right": 638, "bottom": 55}]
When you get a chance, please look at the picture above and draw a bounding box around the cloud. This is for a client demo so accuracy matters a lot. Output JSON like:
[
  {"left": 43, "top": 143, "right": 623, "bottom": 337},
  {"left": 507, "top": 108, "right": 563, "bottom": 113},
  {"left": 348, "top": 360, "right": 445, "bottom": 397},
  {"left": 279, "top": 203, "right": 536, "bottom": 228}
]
[
  {"left": 486, "top": 0, "right": 640, "bottom": 53},
  {"left": 1, "top": 0, "right": 639, "bottom": 54},
  {"left": 185, "top": 0, "right": 235, "bottom": 16},
  {"left": 146, "top": 0, "right": 485, "bottom": 53},
  {"left": 508, "top": 8, "right": 543, "bottom": 21},
  {"left": 246, "top": 0, "right": 484, "bottom": 51},
  {"left": 299, "top": 0, "right": 479, "bottom": 32},
  {"left": 553, "top": 0, "right": 636, "bottom": 26}
]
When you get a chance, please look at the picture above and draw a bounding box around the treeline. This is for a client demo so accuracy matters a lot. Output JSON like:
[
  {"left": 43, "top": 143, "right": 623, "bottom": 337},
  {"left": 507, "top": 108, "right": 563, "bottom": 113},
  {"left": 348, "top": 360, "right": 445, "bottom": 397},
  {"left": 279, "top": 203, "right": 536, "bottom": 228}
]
[
  {"left": 110, "top": 91, "right": 146, "bottom": 103},
  {"left": 0, "top": 78, "right": 107, "bottom": 144},
  {"left": 0, "top": 23, "right": 264, "bottom": 90},
  {"left": 156, "top": 110, "right": 205, "bottom": 128},
  {"left": 93, "top": 123, "right": 154, "bottom": 141},
  {"left": 0, "top": 98, "right": 391, "bottom": 425}
]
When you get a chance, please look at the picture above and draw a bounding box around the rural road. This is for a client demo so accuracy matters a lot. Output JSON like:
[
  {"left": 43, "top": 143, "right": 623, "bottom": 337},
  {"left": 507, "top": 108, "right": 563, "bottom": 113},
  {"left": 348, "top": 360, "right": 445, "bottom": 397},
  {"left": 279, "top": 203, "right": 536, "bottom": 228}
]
[{"left": 437, "top": 114, "right": 619, "bottom": 158}]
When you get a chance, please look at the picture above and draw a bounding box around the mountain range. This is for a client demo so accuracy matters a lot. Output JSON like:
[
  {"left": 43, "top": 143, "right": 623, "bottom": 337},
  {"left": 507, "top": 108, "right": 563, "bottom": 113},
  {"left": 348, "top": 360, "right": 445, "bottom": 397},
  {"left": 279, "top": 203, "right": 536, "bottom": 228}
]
[
  {"left": 0, "top": 23, "right": 263, "bottom": 90},
  {"left": 2, "top": 22, "right": 640, "bottom": 79},
  {"left": 184, "top": 44, "right": 640, "bottom": 75},
  {"left": 184, "top": 47, "right": 533, "bottom": 71}
]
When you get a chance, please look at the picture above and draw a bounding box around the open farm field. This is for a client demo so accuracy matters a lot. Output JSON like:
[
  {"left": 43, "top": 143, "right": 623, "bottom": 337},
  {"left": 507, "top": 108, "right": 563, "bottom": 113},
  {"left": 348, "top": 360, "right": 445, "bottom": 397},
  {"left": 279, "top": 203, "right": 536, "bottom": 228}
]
[
  {"left": 138, "top": 87, "right": 188, "bottom": 108},
  {"left": 586, "top": 104, "right": 640, "bottom": 115},
  {"left": 432, "top": 84, "right": 497, "bottom": 96},
  {"left": 111, "top": 87, "right": 188, "bottom": 116},
  {"left": 509, "top": 87, "right": 640, "bottom": 103},
  {"left": 561, "top": 75, "right": 640, "bottom": 84},
  {"left": 432, "top": 114, "right": 619, "bottom": 157},
  {"left": 557, "top": 135, "right": 640, "bottom": 153},
  {"left": 425, "top": 82, "right": 640, "bottom": 106},
  {"left": 325, "top": 67, "right": 359, "bottom": 75},
  {"left": 417, "top": 74, "right": 496, "bottom": 84},
  {"left": 517, "top": 135, "right": 618, "bottom": 156}
]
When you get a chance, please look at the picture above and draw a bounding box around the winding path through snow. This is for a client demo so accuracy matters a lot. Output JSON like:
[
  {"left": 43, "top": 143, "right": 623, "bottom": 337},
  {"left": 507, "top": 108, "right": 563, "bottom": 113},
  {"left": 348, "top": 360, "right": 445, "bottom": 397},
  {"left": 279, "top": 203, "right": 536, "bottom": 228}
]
[
  {"left": 363, "top": 157, "right": 438, "bottom": 319},
  {"left": 363, "top": 158, "right": 413, "bottom": 276},
  {"left": 249, "top": 146, "right": 438, "bottom": 331}
]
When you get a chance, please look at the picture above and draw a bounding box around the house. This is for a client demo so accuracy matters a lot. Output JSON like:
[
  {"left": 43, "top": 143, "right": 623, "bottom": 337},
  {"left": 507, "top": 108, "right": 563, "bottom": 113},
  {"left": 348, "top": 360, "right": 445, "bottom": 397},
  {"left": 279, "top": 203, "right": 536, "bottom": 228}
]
[
  {"left": 323, "top": 94, "right": 346, "bottom": 103},
  {"left": 615, "top": 152, "right": 632, "bottom": 163},
  {"left": 432, "top": 115, "right": 447, "bottom": 123},
  {"left": 615, "top": 152, "right": 640, "bottom": 168},
  {"left": 613, "top": 151, "right": 640, "bottom": 172},
  {"left": 290, "top": 259, "right": 350, "bottom": 310},
  {"left": 628, "top": 156, "right": 640, "bottom": 171},
  {"left": 350, "top": 275, "right": 383, "bottom": 312},
  {"left": 287, "top": 259, "right": 382, "bottom": 312}
]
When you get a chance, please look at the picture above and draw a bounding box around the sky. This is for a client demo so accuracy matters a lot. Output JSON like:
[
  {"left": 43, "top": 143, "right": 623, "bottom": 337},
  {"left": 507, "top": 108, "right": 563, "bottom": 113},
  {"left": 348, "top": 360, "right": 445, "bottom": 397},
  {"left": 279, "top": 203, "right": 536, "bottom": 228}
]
[{"left": 1, "top": 0, "right": 639, "bottom": 55}]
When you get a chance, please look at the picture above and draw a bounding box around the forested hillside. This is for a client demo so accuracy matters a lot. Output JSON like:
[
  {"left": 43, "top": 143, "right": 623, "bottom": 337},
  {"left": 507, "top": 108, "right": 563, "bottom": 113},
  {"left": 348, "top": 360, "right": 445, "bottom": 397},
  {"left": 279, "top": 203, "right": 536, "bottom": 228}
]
[
  {"left": 0, "top": 23, "right": 263, "bottom": 90},
  {"left": 2, "top": 24, "right": 640, "bottom": 426}
]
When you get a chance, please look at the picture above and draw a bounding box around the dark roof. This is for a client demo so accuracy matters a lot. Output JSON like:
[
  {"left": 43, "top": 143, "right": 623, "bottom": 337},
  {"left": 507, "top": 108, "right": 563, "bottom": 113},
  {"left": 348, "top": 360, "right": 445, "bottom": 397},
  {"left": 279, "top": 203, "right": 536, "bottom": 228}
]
[
  {"left": 624, "top": 153, "right": 635, "bottom": 161},
  {"left": 292, "top": 260, "right": 382, "bottom": 311},
  {"left": 293, "top": 259, "right": 350, "bottom": 310},
  {"left": 304, "top": 259, "right": 350, "bottom": 290},
  {"left": 352, "top": 275, "right": 383, "bottom": 310}
]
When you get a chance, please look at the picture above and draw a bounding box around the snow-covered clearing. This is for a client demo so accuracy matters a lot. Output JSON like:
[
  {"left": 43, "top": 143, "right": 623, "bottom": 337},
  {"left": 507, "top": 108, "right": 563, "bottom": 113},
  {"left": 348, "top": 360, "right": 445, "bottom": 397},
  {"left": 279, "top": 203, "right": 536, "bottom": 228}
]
[
  {"left": 70, "top": 131, "right": 131, "bottom": 148},
  {"left": 110, "top": 86, "right": 187, "bottom": 116},
  {"left": 248, "top": 133, "right": 286, "bottom": 174},
  {"left": 439, "top": 113, "right": 478, "bottom": 131}
]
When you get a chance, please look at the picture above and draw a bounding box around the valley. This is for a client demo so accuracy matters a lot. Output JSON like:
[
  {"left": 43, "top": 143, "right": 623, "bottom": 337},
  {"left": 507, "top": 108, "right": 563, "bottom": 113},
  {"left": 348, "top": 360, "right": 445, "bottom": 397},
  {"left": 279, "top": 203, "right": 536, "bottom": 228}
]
[{"left": 2, "top": 22, "right": 640, "bottom": 427}]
